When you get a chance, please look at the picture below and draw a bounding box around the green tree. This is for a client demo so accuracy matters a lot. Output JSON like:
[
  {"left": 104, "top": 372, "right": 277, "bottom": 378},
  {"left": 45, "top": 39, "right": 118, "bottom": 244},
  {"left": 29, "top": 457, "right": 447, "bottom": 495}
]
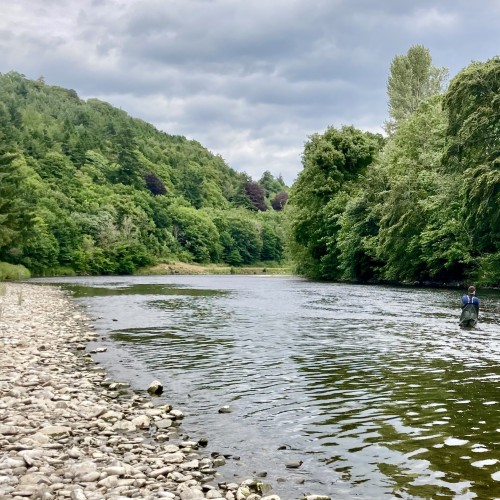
[
  {"left": 0, "top": 150, "right": 22, "bottom": 249},
  {"left": 0, "top": 148, "right": 35, "bottom": 259},
  {"left": 212, "top": 210, "right": 263, "bottom": 265},
  {"left": 336, "top": 95, "right": 470, "bottom": 284},
  {"left": 258, "top": 170, "right": 286, "bottom": 198},
  {"left": 386, "top": 45, "right": 448, "bottom": 133},
  {"left": 260, "top": 218, "right": 284, "bottom": 262},
  {"left": 169, "top": 205, "right": 222, "bottom": 262},
  {"left": 375, "top": 96, "right": 452, "bottom": 281},
  {"left": 444, "top": 57, "right": 499, "bottom": 168},
  {"left": 443, "top": 57, "right": 500, "bottom": 282},
  {"left": 288, "top": 126, "right": 383, "bottom": 278},
  {"left": 19, "top": 212, "right": 60, "bottom": 274},
  {"left": 336, "top": 166, "right": 387, "bottom": 282}
]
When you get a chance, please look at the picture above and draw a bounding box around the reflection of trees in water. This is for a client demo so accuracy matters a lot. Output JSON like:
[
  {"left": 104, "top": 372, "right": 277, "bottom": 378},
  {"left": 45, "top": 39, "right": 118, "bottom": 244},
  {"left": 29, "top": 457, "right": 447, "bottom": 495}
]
[
  {"left": 66, "top": 283, "right": 227, "bottom": 298},
  {"left": 378, "top": 360, "right": 500, "bottom": 498},
  {"left": 294, "top": 348, "right": 500, "bottom": 498},
  {"left": 110, "top": 295, "right": 234, "bottom": 371}
]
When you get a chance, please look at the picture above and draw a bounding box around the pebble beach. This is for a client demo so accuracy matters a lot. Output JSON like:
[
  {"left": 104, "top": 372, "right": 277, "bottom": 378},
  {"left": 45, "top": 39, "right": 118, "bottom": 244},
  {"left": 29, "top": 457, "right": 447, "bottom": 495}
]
[{"left": 0, "top": 283, "right": 330, "bottom": 500}]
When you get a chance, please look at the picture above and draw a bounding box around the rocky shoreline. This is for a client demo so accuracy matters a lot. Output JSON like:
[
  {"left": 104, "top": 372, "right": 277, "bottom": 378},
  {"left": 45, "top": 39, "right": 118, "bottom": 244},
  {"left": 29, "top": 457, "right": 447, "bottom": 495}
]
[{"left": 0, "top": 283, "right": 329, "bottom": 500}]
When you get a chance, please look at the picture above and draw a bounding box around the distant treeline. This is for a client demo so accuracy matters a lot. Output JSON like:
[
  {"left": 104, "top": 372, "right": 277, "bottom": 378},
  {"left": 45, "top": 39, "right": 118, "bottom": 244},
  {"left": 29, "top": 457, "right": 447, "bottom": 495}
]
[
  {"left": 0, "top": 72, "right": 289, "bottom": 277},
  {"left": 287, "top": 49, "right": 500, "bottom": 286}
]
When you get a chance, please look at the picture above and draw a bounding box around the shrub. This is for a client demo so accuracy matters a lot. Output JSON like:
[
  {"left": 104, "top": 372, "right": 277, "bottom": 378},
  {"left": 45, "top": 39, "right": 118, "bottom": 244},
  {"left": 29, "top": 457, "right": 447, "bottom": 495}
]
[{"left": 0, "top": 262, "right": 31, "bottom": 280}]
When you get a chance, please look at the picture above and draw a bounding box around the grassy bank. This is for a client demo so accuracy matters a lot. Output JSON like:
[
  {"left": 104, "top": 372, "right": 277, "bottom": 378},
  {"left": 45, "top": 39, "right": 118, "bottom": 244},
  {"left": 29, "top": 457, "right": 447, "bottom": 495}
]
[
  {"left": 138, "top": 261, "right": 293, "bottom": 276},
  {"left": 0, "top": 260, "right": 293, "bottom": 280}
]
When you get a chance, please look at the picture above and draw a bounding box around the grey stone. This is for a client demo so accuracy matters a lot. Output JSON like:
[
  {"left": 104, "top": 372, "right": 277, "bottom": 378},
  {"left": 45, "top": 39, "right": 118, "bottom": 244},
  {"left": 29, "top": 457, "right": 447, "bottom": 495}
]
[
  {"left": 147, "top": 380, "right": 164, "bottom": 395},
  {"left": 155, "top": 418, "right": 173, "bottom": 429}
]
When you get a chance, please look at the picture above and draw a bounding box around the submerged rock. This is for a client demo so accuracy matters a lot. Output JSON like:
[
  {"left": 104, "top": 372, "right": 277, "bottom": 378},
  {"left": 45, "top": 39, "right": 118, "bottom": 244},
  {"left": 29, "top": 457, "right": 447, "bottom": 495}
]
[
  {"left": 285, "top": 460, "right": 303, "bottom": 469},
  {"left": 302, "top": 496, "right": 332, "bottom": 500}
]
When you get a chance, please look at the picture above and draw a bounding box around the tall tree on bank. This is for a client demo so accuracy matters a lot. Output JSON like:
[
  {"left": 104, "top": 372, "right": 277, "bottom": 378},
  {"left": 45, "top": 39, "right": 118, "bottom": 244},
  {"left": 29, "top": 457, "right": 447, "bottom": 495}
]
[
  {"left": 335, "top": 98, "right": 454, "bottom": 284},
  {"left": 443, "top": 57, "right": 500, "bottom": 284},
  {"left": 0, "top": 147, "right": 34, "bottom": 257},
  {"left": 385, "top": 45, "right": 448, "bottom": 134},
  {"left": 371, "top": 96, "right": 468, "bottom": 282},
  {"left": 287, "top": 126, "right": 384, "bottom": 279}
]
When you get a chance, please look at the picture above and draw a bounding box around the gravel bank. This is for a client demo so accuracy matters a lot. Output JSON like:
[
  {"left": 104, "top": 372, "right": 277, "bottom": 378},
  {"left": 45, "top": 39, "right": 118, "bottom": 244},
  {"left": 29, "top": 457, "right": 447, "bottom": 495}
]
[{"left": 1, "top": 283, "right": 311, "bottom": 500}]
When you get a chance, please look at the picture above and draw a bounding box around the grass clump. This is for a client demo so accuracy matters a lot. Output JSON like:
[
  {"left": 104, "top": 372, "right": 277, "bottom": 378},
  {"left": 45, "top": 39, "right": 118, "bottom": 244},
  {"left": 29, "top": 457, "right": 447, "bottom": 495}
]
[{"left": 0, "top": 262, "right": 31, "bottom": 281}]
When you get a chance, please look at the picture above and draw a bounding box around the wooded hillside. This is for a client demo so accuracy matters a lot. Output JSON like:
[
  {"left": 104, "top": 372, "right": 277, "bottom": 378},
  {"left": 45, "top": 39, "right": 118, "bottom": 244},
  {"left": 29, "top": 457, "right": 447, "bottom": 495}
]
[{"left": 0, "top": 72, "right": 288, "bottom": 277}]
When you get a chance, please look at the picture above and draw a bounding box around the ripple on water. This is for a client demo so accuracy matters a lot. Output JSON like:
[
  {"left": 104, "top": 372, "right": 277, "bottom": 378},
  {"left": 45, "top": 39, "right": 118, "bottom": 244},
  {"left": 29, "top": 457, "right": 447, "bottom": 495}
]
[
  {"left": 444, "top": 437, "right": 469, "bottom": 446},
  {"left": 472, "top": 459, "right": 498, "bottom": 467}
]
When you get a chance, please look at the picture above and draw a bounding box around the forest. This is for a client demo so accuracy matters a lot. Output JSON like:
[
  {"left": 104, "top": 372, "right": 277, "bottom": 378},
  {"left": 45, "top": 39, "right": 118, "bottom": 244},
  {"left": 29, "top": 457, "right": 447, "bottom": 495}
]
[
  {"left": 287, "top": 49, "right": 500, "bottom": 286},
  {"left": 1, "top": 48, "right": 499, "bottom": 285},
  {"left": 0, "top": 72, "right": 288, "bottom": 278}
]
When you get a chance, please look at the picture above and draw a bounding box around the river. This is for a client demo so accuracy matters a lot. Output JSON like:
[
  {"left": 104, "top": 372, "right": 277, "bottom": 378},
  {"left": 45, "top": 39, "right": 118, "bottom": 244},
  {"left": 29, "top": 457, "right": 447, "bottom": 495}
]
[{"left": 33, "top": 275, "right": 500, "bottom": 499}]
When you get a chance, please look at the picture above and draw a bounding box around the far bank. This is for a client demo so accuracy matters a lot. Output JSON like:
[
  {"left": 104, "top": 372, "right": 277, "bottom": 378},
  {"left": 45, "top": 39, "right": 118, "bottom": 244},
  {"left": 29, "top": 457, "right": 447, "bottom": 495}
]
[
  {"left": 138, "top": 262, "right": 293, "bottom": 276},
  {"left": 0, "top": 261, "right": 293, "bottom": 281}
]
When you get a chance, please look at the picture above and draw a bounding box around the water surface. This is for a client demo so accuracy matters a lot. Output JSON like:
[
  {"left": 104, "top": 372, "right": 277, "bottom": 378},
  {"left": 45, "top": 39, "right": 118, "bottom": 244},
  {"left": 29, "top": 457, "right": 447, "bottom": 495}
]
[{"left": 34, "top": 276, "right": 500, "bottom": 499}]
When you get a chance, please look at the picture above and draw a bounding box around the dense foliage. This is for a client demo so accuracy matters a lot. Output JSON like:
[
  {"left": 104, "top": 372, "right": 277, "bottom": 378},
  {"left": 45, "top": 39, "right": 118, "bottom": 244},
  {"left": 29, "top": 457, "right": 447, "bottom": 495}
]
[
  {"left": 288, "top": 54, "right": 500, "bottom": 286},
  {"left": 0, "top": 72, "right": 287, "bottom": 276}
]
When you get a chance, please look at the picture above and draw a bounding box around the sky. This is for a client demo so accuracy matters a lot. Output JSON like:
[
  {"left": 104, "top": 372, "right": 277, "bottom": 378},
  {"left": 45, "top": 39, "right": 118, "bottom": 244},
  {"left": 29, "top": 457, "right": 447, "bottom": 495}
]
[{"left": 1, "top": 0, "right": 499, "bottom": 185}]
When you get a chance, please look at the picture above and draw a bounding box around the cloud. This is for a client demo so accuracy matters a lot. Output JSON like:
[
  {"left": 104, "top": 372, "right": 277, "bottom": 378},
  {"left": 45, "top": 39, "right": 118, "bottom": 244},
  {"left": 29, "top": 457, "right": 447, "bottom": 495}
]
[
  {"left": 409, "top": 7, "right": 458, "bottom": 33},
  {"left": 0, "top": 0, "right": 498, "bottom": 184}
]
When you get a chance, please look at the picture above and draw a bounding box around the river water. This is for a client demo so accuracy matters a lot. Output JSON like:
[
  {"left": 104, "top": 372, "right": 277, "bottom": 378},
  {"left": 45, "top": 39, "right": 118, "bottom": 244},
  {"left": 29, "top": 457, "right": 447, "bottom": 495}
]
[{"left": 33, "top": 275, "right": 500, "bottom": 499}]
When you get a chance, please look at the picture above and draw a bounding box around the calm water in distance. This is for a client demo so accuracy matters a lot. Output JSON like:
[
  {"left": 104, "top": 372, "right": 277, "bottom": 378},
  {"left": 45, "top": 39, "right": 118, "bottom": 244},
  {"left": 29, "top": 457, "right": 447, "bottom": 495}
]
[{"left": 34, "top": 275, "right": 500, "bottom": 499}]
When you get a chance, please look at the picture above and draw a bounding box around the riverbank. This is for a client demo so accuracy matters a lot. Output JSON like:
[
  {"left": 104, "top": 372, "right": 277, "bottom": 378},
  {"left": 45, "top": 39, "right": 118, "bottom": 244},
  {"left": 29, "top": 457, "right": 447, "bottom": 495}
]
[
  {"left": 0, "top": 283, "right": 318, "bottom": 500},
  {"left": 138, "top": 263, "right": 293, "bottom": 276}
]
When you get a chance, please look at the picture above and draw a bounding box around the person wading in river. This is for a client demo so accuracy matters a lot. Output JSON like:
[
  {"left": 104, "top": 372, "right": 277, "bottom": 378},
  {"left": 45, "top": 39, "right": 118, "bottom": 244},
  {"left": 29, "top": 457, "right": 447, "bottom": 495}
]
[{"left": 459, "top": 285, "right": 480, "bottom": 328}]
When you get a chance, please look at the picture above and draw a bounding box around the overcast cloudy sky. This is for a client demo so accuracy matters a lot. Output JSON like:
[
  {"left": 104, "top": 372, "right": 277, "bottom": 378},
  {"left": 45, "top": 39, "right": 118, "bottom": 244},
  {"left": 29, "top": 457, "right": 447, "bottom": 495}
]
[{"left": 1, "top": 0, "right": 499, "bottom": 184}]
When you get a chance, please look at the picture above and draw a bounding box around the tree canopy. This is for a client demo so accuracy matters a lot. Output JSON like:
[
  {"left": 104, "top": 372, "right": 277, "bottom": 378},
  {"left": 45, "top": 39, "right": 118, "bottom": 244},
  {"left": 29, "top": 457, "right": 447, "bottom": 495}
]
[{"left": 287, "top": 125, "right": 384, "bottom": 279}]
